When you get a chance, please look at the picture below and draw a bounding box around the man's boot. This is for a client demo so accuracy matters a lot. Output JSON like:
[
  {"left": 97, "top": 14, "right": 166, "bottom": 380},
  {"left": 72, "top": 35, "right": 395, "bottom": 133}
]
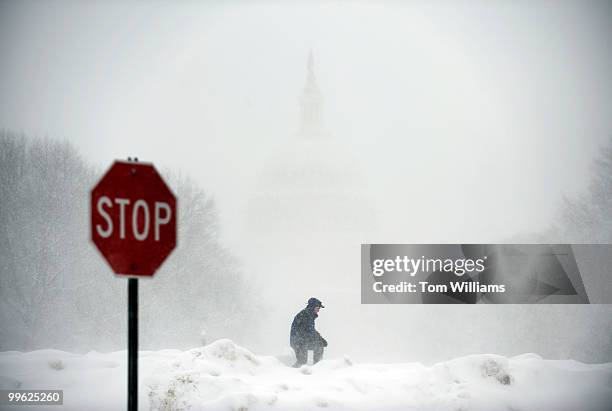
[{"left": 313, "top": 346, "right": 324, "bottom": 364}]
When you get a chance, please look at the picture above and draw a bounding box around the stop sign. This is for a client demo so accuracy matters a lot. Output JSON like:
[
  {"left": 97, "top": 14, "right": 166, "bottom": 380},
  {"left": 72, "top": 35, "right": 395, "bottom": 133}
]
[{"left": 91, "top": 161, "right": 177, "bottom": 276}]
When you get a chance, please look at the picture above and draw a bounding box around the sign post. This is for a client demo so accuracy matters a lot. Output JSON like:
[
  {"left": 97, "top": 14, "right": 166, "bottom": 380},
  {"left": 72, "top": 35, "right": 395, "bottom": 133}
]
[
  {"left": 90, "top": 159, "right": 177, "bottom": 411},
  {"left": 128, "top": 277, "right": 137, "bottom": 411}
]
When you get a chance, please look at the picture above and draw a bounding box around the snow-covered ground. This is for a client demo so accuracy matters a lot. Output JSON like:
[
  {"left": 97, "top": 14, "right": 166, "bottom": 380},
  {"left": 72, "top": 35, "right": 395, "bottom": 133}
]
[{"left": 1, "top": 339, "right": 611, "bottom": 411}]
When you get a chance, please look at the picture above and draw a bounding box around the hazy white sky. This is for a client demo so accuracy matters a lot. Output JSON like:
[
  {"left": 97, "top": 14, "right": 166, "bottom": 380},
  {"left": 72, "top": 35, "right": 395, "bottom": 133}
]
[
  {"left": 2, "top": 0, "right": 612, "bottom": 363},
  {"left": 1, "top": 0, "right": 611, "bottom": 245}
]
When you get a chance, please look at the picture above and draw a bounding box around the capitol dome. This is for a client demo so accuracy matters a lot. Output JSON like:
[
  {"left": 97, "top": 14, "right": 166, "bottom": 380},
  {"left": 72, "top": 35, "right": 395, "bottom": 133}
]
[{"left": 244, "top": 51, "right": 377, "bottom": 248}]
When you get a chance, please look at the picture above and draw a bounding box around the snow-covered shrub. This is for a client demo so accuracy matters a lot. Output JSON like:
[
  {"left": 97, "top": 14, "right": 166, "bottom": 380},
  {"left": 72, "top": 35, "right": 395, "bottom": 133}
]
[{"left": 480, "top": 358, "right": 513, "bottom": 385}]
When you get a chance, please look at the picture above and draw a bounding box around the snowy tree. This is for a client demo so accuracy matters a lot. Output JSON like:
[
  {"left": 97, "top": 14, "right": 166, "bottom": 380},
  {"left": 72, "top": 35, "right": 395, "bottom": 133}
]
[
  {"left": 553, "top": 136, "right": 612, "bottom": 243},
  {"left": 139, "top": 171, "right": 261, "bottom": 349},
  {"left": 0, "top": 131, "right": 259, "bottom": 351},
  {"left": 0, "top": 132, "right": 94, "bottom": 349}
]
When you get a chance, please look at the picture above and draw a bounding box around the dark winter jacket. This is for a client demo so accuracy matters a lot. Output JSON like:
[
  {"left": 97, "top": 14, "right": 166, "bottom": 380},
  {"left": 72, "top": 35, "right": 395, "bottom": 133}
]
[{"left": 290, "top": 307, "right": 326, "bottom": 348}]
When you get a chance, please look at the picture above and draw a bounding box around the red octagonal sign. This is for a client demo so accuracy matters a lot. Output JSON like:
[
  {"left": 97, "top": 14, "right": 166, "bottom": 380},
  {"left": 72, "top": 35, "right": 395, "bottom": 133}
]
[{"left": 91, "top": 161, "right": 177, "bottom": 276}]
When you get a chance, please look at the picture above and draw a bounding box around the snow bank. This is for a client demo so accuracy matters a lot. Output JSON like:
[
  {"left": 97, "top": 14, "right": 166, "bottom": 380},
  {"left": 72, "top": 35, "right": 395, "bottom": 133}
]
[{"left": 1, "top": 340, "right": 610, "bottom": 411}]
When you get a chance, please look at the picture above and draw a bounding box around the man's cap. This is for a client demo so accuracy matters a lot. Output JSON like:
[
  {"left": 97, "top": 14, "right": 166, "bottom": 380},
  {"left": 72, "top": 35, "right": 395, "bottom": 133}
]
[{"left": 307, "top": 297, "right": 324, "bottom": 308}]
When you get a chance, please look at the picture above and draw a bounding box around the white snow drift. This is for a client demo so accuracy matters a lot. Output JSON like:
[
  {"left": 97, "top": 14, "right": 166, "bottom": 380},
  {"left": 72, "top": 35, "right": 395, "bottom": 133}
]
[{"left": 1, "top": 339, "right": 611, "bottom": 411}]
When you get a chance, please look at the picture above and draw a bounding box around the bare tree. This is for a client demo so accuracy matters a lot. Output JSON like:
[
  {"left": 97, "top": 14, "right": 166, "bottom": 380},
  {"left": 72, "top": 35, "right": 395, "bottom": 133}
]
[
  {"left": 0, "top": 131, "right": 259, "bottom": 352},
  {"left": 553, "top": 136, "right": 612, "bottom": 243},
  {"left": 0, "top": 132, "right": 93, "bottom": 348}
]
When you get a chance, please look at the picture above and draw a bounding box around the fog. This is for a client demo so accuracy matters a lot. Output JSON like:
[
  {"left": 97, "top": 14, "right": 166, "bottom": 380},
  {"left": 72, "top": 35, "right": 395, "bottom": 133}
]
[{"left": 1, "top": 1, "right": 611, "bottom": 363}]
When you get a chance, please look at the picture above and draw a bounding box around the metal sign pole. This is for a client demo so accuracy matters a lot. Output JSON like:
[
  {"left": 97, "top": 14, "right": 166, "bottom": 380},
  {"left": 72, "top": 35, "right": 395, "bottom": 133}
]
[
  {"left": 128, "top": 157, "right": 138, "bottom": 411},
  {"left": 128, "top": 277, "right": 138, "bottom": 411}
]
